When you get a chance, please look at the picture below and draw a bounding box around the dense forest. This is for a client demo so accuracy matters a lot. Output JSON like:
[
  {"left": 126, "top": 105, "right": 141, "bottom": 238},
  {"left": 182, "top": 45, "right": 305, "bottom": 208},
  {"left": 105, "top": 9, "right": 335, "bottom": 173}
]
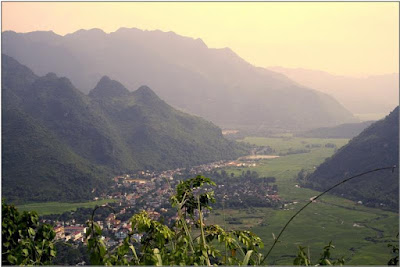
[
  {"left": 2, "top": 55, "right": 247, "bottom": 203},
  {"left": 301, "top": 107, "right": 399, "bottom": 211}
]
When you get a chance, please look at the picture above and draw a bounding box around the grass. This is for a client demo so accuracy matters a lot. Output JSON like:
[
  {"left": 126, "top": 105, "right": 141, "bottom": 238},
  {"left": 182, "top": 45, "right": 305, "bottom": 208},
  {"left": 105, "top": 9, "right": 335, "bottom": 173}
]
[
  {"left": 210, "top": 205, "right": 397, "bottom": 265},
  {"left": 240, "top": 136, "right": 349, "bottom": 155},
  {"left": 16, "top": 199, "right": 118, "bottom": 216},
  {"left": 208, "top": 136, "right": 398, "bottom": 265}
]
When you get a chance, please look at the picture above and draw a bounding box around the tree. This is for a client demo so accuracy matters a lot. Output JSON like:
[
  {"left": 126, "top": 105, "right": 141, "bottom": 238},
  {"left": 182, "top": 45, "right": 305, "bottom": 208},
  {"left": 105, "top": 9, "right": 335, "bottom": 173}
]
[
  {"left": 86, "top": 175, "right": 264, "bottom": 265},
  {"left": 2, "top": 201, "right": 57, "bottom": 265},
  {"left": 84, "top": 175, "right": 350, "bottom": 266},
  {"left": 5, "top": 168, "right": 394, "bottom": 265}
]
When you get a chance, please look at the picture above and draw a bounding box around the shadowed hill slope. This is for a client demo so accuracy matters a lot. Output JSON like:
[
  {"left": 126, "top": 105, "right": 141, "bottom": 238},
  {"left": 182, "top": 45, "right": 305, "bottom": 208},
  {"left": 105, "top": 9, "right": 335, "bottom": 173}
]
[
  {"left": 298, "top": 121, "right": 375, "bottom": 139},
  {"left": 2, "top": 28, "right": 357, "bottom": 131},
  {"left": 302, "top": 107, "right": 399, "bottom": 210},
  {"left": 2, "top": 55, "right": 246, "bottom": 203}
]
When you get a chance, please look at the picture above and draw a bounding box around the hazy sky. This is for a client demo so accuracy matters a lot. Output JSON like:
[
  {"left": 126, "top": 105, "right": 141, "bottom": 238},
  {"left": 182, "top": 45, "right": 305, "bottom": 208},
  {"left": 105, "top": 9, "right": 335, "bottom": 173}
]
[{"left": 2, "top": 2, "right": 398, "bottom": 76}]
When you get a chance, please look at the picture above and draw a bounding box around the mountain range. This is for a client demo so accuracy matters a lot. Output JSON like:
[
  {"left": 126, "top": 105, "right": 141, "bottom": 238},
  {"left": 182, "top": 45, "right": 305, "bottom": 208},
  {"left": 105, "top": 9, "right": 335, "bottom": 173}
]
[
  {"left": 2, "top": 28, "right": 357, "bottom": 131},
  {"left": 2, "top": 55, "right": 246, "bottom": 203},
  {"left": 297, "top": 121, "right": 374, "bottom": 139},
  {"left": 301, "top": 107, "right": 399, "bottom": 211},
  {"left": 269, "top": 66, "right": 399, "bottom": 117}
]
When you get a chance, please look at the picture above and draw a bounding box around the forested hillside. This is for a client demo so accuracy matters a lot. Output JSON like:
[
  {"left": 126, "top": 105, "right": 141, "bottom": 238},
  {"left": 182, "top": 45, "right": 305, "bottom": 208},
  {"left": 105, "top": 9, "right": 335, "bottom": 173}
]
[
  {"left": 2, "top": 55, "right": 247, "bottom": 203},
  {"left": 302, "top": 107, "right": 399, "bottom": 210},
  {"left": 2, "top": 29, "right": 357, "bottom": 131}
]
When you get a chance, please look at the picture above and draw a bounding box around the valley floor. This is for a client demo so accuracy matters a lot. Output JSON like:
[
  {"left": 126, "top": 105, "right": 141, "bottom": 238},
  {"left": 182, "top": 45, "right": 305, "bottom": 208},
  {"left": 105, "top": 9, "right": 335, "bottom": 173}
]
[
  {"left": 16, "top": 136, "right": 398, "bottom": 265},
  {"left": 208, "top": 136, "right": 398, "bottom": 265},
  {"left": 16, "top": 199, "right": 118, "bottom": 216}
]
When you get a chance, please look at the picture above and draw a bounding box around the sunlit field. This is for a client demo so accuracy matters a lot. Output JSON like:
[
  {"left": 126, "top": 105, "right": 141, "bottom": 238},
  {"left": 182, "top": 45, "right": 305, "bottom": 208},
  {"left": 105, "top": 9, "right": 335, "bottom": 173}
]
[{"left": 208, "top": 136, "right": 398, "bottom": 265}]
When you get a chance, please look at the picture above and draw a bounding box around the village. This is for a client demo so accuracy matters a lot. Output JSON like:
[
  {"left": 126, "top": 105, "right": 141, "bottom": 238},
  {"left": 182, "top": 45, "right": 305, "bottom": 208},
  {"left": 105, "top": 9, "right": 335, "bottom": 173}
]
[{"left": 46, "top": 156, "right": 281, "bottom": 249}]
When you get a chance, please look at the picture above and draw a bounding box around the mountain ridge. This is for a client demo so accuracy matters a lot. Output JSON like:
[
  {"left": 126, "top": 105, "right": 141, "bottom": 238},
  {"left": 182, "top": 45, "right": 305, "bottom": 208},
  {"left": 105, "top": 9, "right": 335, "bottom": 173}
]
[
  {"left": 268, "top": 66, "right": 398, "bottom": 115},
  {"left": 2, "top": 55, "right": 247, "bottom": 203},
  {"left": 2, "top": 28, "right": 357, "bottom": 131},
  {"left": 89, "top": 75, "right": 131, "bottom": 99}
]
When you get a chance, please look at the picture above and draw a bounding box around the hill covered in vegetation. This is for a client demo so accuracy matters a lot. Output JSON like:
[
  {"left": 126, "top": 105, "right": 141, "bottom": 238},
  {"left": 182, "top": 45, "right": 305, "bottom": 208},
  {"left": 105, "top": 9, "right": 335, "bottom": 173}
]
[
  {"left": 2, "top": 29, "right": 357, "bottom": 131},
  {"left": 2, "top": 55, "right": 247, "bottom": 203},
  {"left": 297, "top": 121, "right": 374, "bottom": 139},
  {"left": 301, "top": 107, "right": 399, "bottom": 210}
]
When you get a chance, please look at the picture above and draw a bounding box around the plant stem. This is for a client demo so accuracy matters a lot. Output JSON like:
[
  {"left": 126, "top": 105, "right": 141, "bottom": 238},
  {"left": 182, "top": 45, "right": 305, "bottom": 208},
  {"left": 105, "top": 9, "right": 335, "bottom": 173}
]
[
  {"left": 177, "top": 193, "right": 195, "bottom": 254},
  {"left": 198, "top": 196, "right": 211, "bottom": 266},
  {"left": 260, "top": 165, "right": 396, "bottom": 265}
]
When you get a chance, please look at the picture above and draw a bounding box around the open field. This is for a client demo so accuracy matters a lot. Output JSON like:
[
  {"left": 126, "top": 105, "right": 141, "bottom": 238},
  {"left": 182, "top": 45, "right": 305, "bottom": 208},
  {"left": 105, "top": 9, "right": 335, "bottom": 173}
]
[
  {"left": 16, "top": 199, "right": 118, "bottom": 216},
  {"left": 208, "top": 136, "right": 398, "bottom": 265},
  {"left": 239, "top": 155, "right": 280, "bottom": 160},
  {"left": 240, "top": 136, "right": 349, "bottom": 155}
]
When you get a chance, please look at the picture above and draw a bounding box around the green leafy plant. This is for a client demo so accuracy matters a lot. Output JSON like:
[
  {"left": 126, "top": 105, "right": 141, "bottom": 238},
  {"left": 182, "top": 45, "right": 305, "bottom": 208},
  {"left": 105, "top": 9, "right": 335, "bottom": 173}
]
[
  {"left": 293, "top": 242, "right": 345, "bottom": 266},
  {"left": 293, "top": 246, "right": 311, "bottom": 266},
  {"left": 2, "top": 200, "right": 56, "bottom": 265},
  {"left": 5, "top": 167, "right": 394, "bottom": 265},
  {"left": 85, "top": 169, "right": 396, "bottom": 266},
  {"left": 387, "top": 234, "right": 399, "bottom": 265},
  {"left": 86, "top": 175, "right": 264, "bottom": 265}
]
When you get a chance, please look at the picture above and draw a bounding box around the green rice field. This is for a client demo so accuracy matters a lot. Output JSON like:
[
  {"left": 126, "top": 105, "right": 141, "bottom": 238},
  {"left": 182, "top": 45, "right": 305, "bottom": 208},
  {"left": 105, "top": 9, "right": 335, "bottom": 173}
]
[
  {"left": 208, "top": 136, "right": 398, "bottom": 265},
  {"left": 16, "top": 199, "right": 118, "bottom": 216}
]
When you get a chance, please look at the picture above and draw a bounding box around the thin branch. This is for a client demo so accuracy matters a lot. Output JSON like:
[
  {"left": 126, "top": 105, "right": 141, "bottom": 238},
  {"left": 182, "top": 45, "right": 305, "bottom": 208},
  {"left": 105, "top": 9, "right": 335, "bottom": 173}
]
[
  {"left": 198, "top": 196, "right": 211, "bottom": 266},
  {"left": 90, "top": 204, "right": 116, "bottom": 223},
  {"left": 89, "top": 204, "right": 116, "bottom": 253},
  {"left": 176, "top": 193, "right": 195, "bottom": 253},
  {"left": 260, "top": 165, "right": 397, "bottom": 265}
]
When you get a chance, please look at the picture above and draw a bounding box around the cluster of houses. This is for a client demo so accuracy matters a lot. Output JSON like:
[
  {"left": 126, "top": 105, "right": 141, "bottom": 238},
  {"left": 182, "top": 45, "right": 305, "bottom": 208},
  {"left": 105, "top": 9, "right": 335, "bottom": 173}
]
[
  {"left": 213, "top": 179, "right": 281, "bottom": 209},
  {"left": 52, "top": 213, "right": 143, "bottom": 248},
  {"left": 50, "top": 157, "right": 280, "bottom": 248},
  {"left": 54, "top": 225, "right": 86, "bottom": 242}
]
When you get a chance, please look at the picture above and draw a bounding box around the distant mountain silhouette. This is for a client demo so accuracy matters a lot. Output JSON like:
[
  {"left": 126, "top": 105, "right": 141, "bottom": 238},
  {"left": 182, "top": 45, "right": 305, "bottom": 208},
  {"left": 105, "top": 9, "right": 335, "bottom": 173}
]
[
  {"left": 298, "top": 121, "right": 375, "bottom": 139},
  {"left": 302, "top": 107, "right": 399, "bottom": 210},
  {"left": 2, "top": 28, "right": 357, "bottom": 131},
  {"left": 2, "top": 55, "right": 246, "bottom": 203},
  {"left": 269, "top": 66, "right": 399, "bottom": 116}
]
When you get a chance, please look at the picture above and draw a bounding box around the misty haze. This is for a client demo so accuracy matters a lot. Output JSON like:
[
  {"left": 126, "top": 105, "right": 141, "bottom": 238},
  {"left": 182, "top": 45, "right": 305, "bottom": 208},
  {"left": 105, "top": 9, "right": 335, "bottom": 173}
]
[{"left": 1, "top": 2, "right": 399, "bottom": 266}]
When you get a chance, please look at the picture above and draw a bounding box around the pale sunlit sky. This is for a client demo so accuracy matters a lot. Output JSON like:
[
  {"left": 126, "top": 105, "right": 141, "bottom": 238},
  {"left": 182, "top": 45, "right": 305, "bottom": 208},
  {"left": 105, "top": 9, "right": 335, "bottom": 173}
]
[{"left": 2, "top": 2, "right": 399, "bottom": 76}]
